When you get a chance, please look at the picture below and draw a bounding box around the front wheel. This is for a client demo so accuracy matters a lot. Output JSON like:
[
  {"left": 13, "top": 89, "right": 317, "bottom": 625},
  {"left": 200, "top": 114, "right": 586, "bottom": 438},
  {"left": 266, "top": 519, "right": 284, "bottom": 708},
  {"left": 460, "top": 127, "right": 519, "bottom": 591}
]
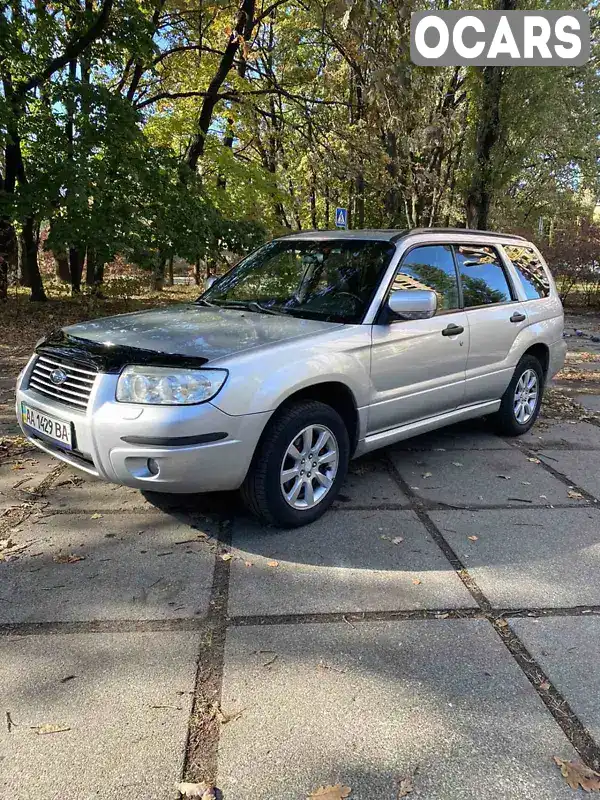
[
  {"left": 241, "top": 400, "right": 350, "bottom": 527},
  {"left": 491, "top": 355, "right": 544, "bottom": 436}
]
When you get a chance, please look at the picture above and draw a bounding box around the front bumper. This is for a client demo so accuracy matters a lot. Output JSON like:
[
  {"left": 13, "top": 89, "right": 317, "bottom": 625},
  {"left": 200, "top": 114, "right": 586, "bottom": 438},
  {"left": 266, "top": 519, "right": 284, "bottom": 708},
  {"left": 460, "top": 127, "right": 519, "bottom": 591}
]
[{"left": 15, "top": 359, "right": 270, "bottom": 493}]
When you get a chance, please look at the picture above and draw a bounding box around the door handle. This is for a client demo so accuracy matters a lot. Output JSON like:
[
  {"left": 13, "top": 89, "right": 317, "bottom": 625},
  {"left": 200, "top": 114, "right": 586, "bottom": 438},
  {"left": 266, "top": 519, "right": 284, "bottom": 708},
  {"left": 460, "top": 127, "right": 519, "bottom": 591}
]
[
  {"left": 510, "top": 312, "right": 526, "bottom": 323},
  {"left": 441, "top": 324, "right": 464, "bottom": 337}
]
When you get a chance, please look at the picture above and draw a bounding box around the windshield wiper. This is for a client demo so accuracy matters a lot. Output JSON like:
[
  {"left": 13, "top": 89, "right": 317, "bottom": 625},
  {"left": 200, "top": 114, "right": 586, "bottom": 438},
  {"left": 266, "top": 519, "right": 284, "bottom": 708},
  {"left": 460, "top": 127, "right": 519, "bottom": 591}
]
[{"left": 216, "top": 300, "right": 287, "bottom": 316}]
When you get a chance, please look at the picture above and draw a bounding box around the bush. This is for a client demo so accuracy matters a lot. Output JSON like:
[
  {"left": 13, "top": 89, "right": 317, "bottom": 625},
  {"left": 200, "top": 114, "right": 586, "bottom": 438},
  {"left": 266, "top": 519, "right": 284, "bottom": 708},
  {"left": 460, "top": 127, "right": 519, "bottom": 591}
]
[{"left": 543, "top": 221, "right": 600, "bottom": 308}]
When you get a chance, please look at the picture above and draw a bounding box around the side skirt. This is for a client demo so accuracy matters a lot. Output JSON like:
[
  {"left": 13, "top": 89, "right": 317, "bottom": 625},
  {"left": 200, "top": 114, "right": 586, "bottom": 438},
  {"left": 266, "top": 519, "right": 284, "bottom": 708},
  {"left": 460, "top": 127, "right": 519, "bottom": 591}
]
[{"left": 355, "top": 400, "right": 501, "bottom": 456}]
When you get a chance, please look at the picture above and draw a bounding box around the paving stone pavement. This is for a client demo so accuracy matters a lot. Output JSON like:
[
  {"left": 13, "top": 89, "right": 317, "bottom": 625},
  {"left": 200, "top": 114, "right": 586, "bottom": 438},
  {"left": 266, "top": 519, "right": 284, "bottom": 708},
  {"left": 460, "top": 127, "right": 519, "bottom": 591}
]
[{"left": 2, "top": 414, "right": 600, "bottom": 799}]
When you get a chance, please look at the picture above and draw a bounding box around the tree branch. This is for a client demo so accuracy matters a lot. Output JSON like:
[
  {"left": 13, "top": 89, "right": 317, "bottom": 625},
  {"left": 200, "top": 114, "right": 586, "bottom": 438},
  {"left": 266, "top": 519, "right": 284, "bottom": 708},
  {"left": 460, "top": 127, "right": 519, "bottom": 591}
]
[{"left": 17, "top": 0, "right": 114, "bottom": 95}]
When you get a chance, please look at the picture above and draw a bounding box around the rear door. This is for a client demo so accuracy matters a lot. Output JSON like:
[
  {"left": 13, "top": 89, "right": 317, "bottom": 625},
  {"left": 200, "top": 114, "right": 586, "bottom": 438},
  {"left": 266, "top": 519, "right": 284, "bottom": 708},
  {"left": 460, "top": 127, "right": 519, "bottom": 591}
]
[
  {"left": 368, "top": 243, "right": 469, "bottom": 434},
  {"left": 455, "top": 243, "right": 528, "bottom": 405}
]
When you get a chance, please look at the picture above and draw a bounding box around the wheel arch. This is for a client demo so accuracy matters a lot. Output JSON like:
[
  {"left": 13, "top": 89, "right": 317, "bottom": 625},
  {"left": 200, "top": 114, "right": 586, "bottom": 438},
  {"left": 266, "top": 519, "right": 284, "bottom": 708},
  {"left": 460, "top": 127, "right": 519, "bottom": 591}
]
[
  {"left": 261, "top": 381, "right": 360, "bottom": 456},
  {"left": 521, "top": 342, "right": 550, "bottom": 380}
]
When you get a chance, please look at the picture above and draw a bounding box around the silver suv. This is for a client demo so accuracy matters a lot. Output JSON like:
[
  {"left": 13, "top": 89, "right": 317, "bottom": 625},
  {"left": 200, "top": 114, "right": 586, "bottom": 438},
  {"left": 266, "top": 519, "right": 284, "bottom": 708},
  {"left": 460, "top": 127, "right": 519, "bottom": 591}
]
[{"left": 16, "top": 228, "right": 566, "bottom": 527}]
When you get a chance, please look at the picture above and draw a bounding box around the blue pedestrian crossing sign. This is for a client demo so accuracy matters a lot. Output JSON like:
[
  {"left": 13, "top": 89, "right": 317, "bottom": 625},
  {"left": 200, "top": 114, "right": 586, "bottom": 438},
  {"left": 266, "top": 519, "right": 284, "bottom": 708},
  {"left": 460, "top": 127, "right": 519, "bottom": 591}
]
[{"left": 335, "top": 207, "right": 348, "bottom": 229}]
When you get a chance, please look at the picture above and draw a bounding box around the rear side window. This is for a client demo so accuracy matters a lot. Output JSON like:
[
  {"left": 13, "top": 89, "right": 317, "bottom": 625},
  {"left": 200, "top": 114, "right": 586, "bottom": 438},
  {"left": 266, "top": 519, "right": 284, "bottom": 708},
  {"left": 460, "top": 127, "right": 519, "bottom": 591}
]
[
  {"left": 455, "top": 245, "right": 513, "bottom": 307},
  {"left": 504, "top": 245, "right": 550, "bottom": 299},
  {"left": 393, "top": 245, "right": 460, "bottom": 313}
]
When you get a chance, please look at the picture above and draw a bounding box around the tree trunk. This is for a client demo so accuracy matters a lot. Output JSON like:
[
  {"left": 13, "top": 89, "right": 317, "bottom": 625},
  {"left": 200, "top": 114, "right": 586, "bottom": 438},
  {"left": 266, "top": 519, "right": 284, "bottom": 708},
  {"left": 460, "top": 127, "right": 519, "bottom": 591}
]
[
  {"left": 70, "top": 248, "right": 84, "bottom": 293},
  {"left": 85, "top": 247, "right": 94, "bottom": 286},
  {"left": 194, "top": 256, "right": 201, "bottom": 286},
  {"left": 465, "top": 0, "right": 516, "bottom": 228},
  {"left": 310, "top": 173, "right": 318, "bottom": 229},
  {"left": 0, "top": 222, "right": 18, "bottom": 299},
  {"left": 22, "top": 217, "right": 46, "bottom": 301},
  {"left": 55, "top": 250, "right": 71, "bottom": 282},
  {"left": 166, "top": 253, "right": 174, "bottom": 286},
  {"left": 185, "top": 0, "right": 256, "bottom": 172},
  {"left": 153, "top": 254, "right": 166, "bottom": 291},
  {"left": 0, "top": 221, "right": 13, "bottom": 300},
  {"left": 89, "top": 255, "right": 105, "bottom": 295},
  {"left": 384, "top": 131, "right": 399, "bottom": 225}
]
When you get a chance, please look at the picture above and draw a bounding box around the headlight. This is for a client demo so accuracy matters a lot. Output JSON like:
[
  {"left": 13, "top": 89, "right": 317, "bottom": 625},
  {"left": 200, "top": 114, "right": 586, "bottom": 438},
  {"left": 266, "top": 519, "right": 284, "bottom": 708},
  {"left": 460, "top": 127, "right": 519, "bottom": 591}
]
[{"left": 116, "top": 365, "right": 227, "bottom": 405}]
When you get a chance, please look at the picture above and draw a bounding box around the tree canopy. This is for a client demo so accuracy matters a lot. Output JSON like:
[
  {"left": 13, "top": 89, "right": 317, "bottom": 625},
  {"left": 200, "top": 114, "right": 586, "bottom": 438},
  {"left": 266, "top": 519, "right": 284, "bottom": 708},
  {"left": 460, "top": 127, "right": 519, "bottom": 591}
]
[{"left": 1, "top": 0, "right": 599, "bottom": 300}]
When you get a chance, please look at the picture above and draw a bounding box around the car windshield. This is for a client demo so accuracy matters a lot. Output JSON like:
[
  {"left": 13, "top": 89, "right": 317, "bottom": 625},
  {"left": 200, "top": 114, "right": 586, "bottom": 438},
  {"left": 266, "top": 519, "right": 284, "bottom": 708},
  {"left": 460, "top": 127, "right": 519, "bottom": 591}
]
[{"left": 200, "top": 238, "right": 396, "bottom": 323}]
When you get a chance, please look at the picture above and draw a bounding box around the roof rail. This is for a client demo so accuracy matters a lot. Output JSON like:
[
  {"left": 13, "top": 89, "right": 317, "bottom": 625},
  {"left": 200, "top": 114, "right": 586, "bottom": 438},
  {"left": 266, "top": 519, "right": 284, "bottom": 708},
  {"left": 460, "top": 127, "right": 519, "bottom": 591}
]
[{"left": 394, "top": 227, "right": 526, "bottom": 242}]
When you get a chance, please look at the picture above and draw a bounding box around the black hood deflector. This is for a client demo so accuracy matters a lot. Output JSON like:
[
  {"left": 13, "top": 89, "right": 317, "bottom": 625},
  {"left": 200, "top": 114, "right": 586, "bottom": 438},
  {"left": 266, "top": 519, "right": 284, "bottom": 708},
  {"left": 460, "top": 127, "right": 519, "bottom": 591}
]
[{"left": 37, "top": 330, "right": 209, "bottom": 374}]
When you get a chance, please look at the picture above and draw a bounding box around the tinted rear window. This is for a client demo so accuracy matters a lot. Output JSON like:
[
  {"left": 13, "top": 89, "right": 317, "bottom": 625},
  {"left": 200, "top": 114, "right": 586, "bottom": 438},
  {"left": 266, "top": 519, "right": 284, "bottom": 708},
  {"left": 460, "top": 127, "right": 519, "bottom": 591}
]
[
  {"left": 454, "top": 245, "right": 514, "bottom": 307},
  {"left": 504, "top": 245, "right": 550, "bottom": 299}
]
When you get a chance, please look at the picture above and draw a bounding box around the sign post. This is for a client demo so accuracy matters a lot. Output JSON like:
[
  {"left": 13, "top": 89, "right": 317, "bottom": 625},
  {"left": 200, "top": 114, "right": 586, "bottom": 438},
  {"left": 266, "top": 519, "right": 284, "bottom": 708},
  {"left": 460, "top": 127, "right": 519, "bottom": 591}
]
[{"left": 335, "top": 207, "right": 348, "bottom": 229}]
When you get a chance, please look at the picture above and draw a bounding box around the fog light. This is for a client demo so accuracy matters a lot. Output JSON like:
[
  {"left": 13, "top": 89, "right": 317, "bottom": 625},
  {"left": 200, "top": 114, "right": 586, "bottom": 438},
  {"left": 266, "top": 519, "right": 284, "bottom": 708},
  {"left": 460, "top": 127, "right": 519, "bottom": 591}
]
[{"left": 147, "top": 458, "right": 159, "bottom": 476}]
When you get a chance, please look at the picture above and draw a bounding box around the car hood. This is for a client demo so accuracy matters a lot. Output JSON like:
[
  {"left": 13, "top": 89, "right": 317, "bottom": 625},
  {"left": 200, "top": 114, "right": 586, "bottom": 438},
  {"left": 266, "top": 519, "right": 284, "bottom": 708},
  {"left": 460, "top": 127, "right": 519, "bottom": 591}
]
[{"left": 57, "top": 304, "right": 342, "bottom": 365}]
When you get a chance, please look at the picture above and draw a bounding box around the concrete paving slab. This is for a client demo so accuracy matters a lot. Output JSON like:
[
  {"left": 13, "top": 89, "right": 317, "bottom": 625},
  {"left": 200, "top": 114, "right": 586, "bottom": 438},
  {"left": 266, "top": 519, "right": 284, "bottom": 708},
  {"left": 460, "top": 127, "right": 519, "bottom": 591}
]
[
  {"left": 519, "top": 420, "right": 600, "bottom": 449},
  {"left": 336, "top": 457, "right": 409, "bottom": 507},
  {"left": 0, "top": 513, "right": 217, "bottom": 622},
  {"left": 540, "top": 450, "right": 600, "bottom": 501},
  {"left": 0, "top": 413, "right": 21, "bottom": 438},
  {"left": 218, "top": 620, "right": 576, "bottom": 799},
  {"left": 391, "top": 448, "right": 580, "bottom": 508},
  {"left": 40, "top": 467, "right": 153, "bottom": 512},
  {"left": 228, "top": 510, "right": 475, "bottom": 616},
  {"left": 510, "top": 616, "right": 600, "bottom": 742},
  {"left": 575, "top": 393, "right": 600, "bottom": 413},
  {"left": 391, "top": 419, "right": 510, "bottom": 451},
  {"left": 2, "top": 631, "right": 197, "bottom": 800},
  {"left": 0, "top": 452, "right": 60, "bottom": 509},
  {"left": 431, "top": 508, "right": 600, "bottom": 608}
]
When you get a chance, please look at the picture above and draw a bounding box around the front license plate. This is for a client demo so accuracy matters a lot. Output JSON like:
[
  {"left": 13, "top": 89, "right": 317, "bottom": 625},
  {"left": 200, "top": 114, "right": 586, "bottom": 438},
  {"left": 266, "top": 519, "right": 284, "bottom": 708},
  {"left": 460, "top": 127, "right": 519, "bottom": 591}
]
[{"left": 21, "top": 403, "right": 72, "bottom": 449}]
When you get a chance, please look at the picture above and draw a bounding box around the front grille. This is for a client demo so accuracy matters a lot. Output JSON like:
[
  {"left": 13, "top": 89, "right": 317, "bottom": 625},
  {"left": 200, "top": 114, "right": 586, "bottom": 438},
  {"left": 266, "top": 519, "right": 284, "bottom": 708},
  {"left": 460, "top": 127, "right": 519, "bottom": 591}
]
[{"left": 28, "top": 354, "right": 98, "bottom": 410}]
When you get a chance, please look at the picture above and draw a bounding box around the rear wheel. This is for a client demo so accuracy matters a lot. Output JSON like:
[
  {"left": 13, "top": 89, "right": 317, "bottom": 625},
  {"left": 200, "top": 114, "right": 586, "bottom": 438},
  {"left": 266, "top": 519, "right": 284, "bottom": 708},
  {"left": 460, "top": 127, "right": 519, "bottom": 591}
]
[
  {"left": 241, "top": 400, "right": 350, "bottom": 527},
  {"left": 491, "top": 355, "right": 544, "bottom": 436}
]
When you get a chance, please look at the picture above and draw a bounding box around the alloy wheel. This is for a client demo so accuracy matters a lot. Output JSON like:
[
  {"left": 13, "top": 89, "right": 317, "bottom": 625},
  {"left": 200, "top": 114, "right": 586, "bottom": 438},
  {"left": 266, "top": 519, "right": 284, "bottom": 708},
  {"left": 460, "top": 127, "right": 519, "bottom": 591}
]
[
  {"left": 513, "top": 368, "right": 539, "bottom": 425},
  {"left": 280, "top": 424, "right": 339, "bottom": 510}
]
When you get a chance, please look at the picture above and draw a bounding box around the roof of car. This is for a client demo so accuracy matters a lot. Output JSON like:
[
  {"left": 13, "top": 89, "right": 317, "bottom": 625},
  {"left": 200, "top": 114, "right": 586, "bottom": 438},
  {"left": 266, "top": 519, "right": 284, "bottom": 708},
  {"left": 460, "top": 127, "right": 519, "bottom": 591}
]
[{"left": 278, "top": 227, "right": 527, "bottom": 243}]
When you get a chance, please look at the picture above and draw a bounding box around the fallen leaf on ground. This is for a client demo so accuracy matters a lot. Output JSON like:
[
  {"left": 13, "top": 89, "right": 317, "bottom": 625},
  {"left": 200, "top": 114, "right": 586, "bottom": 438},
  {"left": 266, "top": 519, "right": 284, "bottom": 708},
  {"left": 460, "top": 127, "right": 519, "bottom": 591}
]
[
  {"left": 53, "top": 553, "right": 85, "bottom": 564},
  {"left": 392, "top": 536, "right": 404, "bottom": 545},
  {"left": 452, "top": 462, "right": 463, "bottom": 467},
  {"left": 467, "top": 535, "right": 478, "bottom": 542},
  {"left": 267, "top": 560, "right": 279, "bottom": 567},
  {"left": 244, "top": 561, "right": 253, "bottom": 567},
  {"left": 497, "top": 474, "right": 511, "bottom": 480},
  {"left": 539, "top": 680, "right": 550, "bottom": 691},
  {"left": 308, "top": 784, "right": 351, "bottom": 799},
  {"left": 422, "top": 472, "right": 432, "bottom": 478},
  {"left": 176, "top": 781, "right": 217, "bottom": 799},
  {"left": 397, "top": 774, "right": 414, "bottom": 797},
  {"left": 412, "top": 578, "right": 422, "bottom": 585},
  {"left": 219, "top": 553, "right": 232, "bottom": 561},
  {"left": 528, "top": 457, "right": 541, "bottom": 463},
  {"left": 90, "top": 513, "right": 102, "bottom": 519},
  {"left": 553, "top": 756, "right": 600, "bottom": 791},
  {"left": 568, "top": 490, "right": 584, "bottom": 499},
  {"left": 31, "top": 723, "right": 71, "bottom": 735},
  {"left": 209, "top": 703, "right": 243, "bottom": 724}
]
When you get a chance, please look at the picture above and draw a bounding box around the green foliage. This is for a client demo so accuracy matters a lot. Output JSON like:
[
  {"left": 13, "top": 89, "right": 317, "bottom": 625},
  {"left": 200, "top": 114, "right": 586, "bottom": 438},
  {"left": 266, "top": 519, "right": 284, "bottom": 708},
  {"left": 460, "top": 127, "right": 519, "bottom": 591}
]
[{"left": 2, "top": 0, "right": 600, "bottom": 302}]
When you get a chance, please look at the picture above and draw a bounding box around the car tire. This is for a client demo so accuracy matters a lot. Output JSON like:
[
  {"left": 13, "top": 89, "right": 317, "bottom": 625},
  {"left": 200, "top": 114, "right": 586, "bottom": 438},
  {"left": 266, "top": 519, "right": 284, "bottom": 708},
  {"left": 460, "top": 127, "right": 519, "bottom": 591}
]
[
  {"left": 241, "top": 400, "right": 350, "bottom": 527},
  {"left": 491, "top": 354, "right": 545, "bottom": 437}
]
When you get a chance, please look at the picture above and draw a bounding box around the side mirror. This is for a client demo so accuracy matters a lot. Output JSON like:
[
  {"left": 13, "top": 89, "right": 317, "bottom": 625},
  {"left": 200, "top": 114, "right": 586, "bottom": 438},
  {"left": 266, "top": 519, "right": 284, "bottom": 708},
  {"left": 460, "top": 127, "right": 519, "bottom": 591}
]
[
  {"left": 387, "top": 289, "right": 437, "bottom": 320},
  {"left": 204, "top": 275, "right": 217, "bottom": 290}
]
